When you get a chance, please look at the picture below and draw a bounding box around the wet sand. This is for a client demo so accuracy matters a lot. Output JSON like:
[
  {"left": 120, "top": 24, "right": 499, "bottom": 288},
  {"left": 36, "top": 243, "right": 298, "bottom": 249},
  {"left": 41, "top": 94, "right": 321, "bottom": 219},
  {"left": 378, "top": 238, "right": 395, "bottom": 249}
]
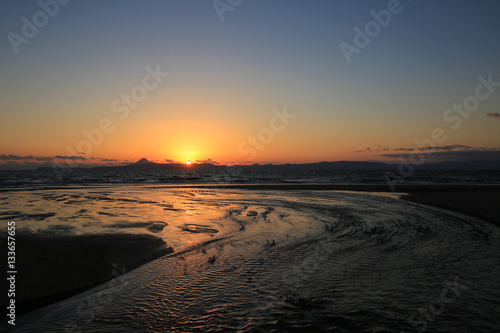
[
  {"left": 401, "top": 188, "right": 500, "bottom": 227},
  {"left": 9, "top": 233, "right": 173, "bottom": 315},
  {"left": 9, "top": 186, "right": 500, "bottom": 332},
  {"left": 2, "top": 184, "right": 499, "bottom": 321},
  {"left": 201, "top": 184, "right": 500, "bottom": 227}
]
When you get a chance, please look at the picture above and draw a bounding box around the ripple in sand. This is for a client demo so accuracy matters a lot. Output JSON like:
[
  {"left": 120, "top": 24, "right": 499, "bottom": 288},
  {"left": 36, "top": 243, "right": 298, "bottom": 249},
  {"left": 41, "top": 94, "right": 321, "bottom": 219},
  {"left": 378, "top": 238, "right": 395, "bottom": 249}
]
[
  {"left": 108, "top": 221, "right": 168, "bottom": 233},
  {"left": 181, "top": 224, "right": 219, "bottom": 234}
]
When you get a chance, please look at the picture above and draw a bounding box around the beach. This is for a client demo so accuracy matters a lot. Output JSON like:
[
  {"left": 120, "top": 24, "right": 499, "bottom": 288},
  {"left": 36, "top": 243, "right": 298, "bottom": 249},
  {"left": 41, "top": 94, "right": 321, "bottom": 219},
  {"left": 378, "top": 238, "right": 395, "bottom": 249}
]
[
  {"left": 12, "top": 233, "right": 173, "bottom": 315},
  {"left": 1, "top": 184, "right": 499, "bottom": 332},
  {"left": 218, "top": 184, "right": 500, "bottom": 227}
]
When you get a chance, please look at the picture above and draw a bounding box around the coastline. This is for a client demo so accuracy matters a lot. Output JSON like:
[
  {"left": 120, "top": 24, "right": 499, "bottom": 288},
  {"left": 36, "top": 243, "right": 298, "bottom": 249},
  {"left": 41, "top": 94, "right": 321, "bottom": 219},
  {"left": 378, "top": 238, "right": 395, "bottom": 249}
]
[
  {"left": 164, "top": 183, "right": 500, "bottom": 227},
  {"left": 3, "top": 233, "right": 173, "bottom": 316},
  {"left": 5, "top": 183, "right": 499, "bottom": 321},
  {"left": 8, "top": 183, "right": 500, "bottom": 332}
]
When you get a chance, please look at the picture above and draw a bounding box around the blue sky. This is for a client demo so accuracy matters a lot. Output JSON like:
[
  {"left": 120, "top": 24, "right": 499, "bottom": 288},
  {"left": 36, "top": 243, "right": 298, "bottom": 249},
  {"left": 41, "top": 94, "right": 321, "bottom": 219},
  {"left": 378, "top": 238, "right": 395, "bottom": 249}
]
[{"left": 1, "top": 0, "right": 499, "bottom": 168}]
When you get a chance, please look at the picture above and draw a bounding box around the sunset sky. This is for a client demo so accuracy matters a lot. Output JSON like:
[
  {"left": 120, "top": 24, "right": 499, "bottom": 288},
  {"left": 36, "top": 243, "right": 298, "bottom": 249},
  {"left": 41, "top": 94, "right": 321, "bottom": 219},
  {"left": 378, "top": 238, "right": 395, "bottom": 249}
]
[{"left": 1, "top": 0, "right": 500, "bottom": 169}]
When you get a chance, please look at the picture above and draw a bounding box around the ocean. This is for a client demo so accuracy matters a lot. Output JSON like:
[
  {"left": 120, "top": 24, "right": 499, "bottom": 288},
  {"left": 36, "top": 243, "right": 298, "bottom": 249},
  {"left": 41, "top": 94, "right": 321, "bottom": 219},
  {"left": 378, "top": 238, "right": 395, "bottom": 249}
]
[
  {"left": 1, "top": 169, "right": 500, "bottom": 189},
  {"left": 5, "top": 187, "right": 499, "bottom": 332},
  {"left": 1, "top": 169, "right": 500, "bottom": 332}
]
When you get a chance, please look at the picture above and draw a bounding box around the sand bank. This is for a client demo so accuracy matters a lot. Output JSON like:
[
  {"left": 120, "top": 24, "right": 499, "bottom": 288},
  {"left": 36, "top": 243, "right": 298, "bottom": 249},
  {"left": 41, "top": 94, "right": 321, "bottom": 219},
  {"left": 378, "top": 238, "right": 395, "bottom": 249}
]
[
  {"left": 5, "top": 233, "right": 173, "bottom": 315},
  {"left": 170, "top": 183, "right": 500, "bottom": 227},
  {"left": 5, "top": 183, "right": 499, "bottom": 318}
]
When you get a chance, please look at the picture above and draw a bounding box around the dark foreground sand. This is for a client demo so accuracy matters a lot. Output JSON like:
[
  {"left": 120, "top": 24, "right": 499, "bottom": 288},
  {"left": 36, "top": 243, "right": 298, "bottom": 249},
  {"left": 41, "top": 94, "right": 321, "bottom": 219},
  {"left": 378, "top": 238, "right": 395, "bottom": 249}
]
[
  {"left": 4, "top": 233, "right": 173, "bottom": 315},
  {"left": 402, "top": 188, "right": 500, "bottom": 227}
]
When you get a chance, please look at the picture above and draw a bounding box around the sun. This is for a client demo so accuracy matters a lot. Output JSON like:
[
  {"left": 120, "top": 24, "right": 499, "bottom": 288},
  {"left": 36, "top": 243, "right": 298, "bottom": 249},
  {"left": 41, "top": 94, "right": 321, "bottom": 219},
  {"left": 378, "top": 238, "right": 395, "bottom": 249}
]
[{"left": 186, "top": 160, "right": 192, "bottom": 165}]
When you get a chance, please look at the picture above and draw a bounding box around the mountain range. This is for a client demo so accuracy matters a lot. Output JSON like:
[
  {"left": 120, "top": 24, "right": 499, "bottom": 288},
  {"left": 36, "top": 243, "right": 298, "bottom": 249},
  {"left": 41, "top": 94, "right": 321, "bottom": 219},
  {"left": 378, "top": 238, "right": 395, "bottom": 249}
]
[{"left": 41, "top": 158, "right": 500, "bottom": 171}]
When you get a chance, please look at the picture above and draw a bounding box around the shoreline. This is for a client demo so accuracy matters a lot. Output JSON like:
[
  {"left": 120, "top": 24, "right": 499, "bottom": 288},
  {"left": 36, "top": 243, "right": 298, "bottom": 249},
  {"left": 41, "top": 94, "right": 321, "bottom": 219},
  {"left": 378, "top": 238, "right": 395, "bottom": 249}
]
[
  {"left": 2, "top": 233, "right": 173, "bottom": 317},
  {"left": 166, "top": 183, "right": 500, "bottom": 227},
  {"left": 5, "top": 183, "right": 499, "bottom": 320},
  {"left": 2, "top": 182, "right": 500, "bottom": 192}
]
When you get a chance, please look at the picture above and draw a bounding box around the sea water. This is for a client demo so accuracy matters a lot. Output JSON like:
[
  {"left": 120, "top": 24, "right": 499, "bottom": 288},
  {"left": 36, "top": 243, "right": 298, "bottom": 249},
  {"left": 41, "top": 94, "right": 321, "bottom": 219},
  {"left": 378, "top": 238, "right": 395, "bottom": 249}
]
[{"left": 5, "top": 186, "right": 499, "bottom": 332}]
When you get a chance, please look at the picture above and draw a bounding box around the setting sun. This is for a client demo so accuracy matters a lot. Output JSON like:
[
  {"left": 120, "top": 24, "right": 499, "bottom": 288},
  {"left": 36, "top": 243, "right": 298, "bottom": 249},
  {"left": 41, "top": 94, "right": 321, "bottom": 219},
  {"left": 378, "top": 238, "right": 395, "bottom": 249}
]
[{"left": 186, "top": 160, "right": 192, "bottom": 165}]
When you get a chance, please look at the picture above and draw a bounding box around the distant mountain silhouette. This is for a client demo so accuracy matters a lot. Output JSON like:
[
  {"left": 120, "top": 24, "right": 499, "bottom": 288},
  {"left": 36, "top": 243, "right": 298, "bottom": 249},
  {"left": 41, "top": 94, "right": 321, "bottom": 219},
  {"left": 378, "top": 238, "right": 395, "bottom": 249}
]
[
  {"left": 134, "top": 158, "right": 153, "bottom": 165},
  {"left": 118, "top": 159, "right": 222, "bottom": 171},
  {"left": 35, "top": 158, "right": 500, "bottom": 172},
  {"left": 99, "top": 158, "right": 500, "bottom": 171}
]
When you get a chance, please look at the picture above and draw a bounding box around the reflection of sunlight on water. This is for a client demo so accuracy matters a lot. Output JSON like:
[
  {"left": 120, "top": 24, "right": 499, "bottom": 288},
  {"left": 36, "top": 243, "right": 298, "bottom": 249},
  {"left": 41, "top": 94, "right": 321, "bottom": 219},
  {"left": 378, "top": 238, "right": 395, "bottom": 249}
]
[
  {"left": 0, "top": 187, "right": 234, "bottom": 250},
  {"left": 5, "top": 186, "right": 500, "bottom": 332},
  {"left": 336, "top": 190, "right": 405, "bottom": 200}
]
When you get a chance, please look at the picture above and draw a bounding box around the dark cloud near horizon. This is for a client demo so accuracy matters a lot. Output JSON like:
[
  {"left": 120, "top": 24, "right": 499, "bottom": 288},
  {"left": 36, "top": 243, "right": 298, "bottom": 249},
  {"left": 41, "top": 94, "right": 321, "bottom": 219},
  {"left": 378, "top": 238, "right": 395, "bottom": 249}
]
[
  {"left": 357, "top": 144, "right": 478, "bottom": 154},
  {"left": 0, "top": 154, "right": 27, "bottom": 161},
  {"left": 0, "top": 155, "right": 134, "bottom": 163},
  {"left": 54, "top": 155, "right": 86, "bottom": 160},
  {"left": 0, "top": 154, "right": 70, "bottom": 162},
  {"left": 195, "top": 159, "right": 220, "bottom": 165},
  {"left": 383, "top": 149, "right": 500, "bottom": 162},
  {"left": 354, "top": 145, "right": 390, "bottom": 152},
  {"left": 0, "top": 155, "right": 128, "bottom": 169},
  {"left": 390, "top": 145, "right": 497, "bottom": 154},
  {"left": 420, "top": 145, "right": 473, "bottom": 152},
  {"left": 487, "top": 113, "right": 500, "bottom": 119}
]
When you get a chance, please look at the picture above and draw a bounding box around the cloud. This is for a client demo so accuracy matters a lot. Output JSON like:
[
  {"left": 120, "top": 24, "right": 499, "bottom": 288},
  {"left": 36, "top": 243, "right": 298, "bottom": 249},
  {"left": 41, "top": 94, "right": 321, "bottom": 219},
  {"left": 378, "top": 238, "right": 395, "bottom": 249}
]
[
  {"left": 383, "top": 148, "right": 500, "bottom": 162},
  {"left": 0, "top": 154, "right": 136, "bottom": 170},
  {"left": 353, "top": 146, "right": 379, "bottom": 152},
  {"left": 354, "top": 145, "right": 392, "bottom": 153},
  {"left": 0, "top": 155, "right": 57, "bottom": 162},
  {"left": 487, "top": 113, "right": 500, "bottom": 119},
  {"left": 0, "top": 154, "right": 24, "bottom": 161},
  {"left": 54, "top": 155, "right": 86, "bottom": 160},
  {"left": 416, "top": 144, "right": 473, "bottom": 152},
  {"left": 389, "top": 145, "right": 474, "bottom": 154},
  {"left": 195, "top": 159, "right": 220, "bottom": 165}
]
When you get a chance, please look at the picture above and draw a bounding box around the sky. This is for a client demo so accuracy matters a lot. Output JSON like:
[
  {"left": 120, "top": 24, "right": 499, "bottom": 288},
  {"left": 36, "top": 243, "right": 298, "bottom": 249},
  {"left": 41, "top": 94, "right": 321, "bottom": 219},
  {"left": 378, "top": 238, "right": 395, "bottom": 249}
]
[{"left": 1, "top": 0, "right": 500, "bottom": 169}]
